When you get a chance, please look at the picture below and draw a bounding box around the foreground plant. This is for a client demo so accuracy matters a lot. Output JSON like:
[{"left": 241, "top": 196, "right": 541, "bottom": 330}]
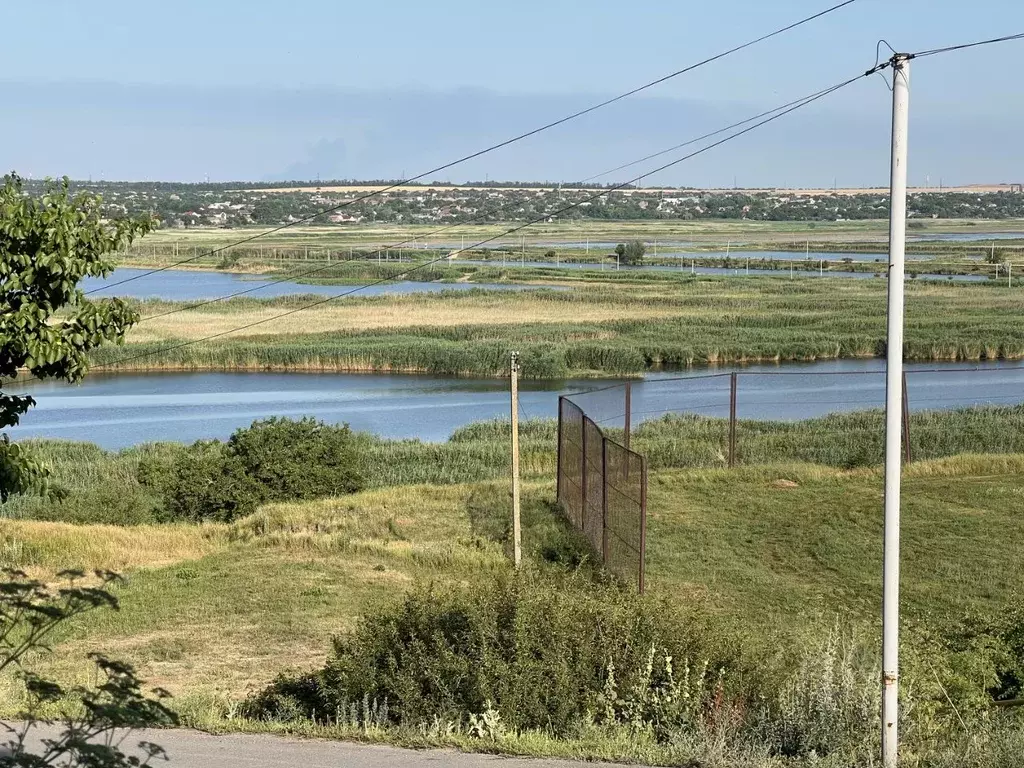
[
  {"left": 0, "top": 173, "right": 153, "bottom": 499},
  {"left": 0, "top": 569, "right": 176, "bottom": 766}
]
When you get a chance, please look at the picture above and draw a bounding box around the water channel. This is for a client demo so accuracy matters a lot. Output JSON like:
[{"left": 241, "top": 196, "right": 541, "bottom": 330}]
[
  {"left": 83, "top": 268, "right": 546, "bottom": 301},
  {"left": 11, "top": 361, "right": 1024, "bottom": 450}
]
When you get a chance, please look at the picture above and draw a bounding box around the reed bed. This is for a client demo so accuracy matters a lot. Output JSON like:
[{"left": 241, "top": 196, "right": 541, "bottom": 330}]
[{"left": 93, "top": 277, "right": 1024, "bottom": 376}]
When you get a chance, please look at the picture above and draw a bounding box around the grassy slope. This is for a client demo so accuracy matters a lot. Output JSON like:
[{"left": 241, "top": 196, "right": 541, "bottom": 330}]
[
  {"left": 646, "top": 457, "right": 1024, "bottom": 624},
  {"left": 90, "top": 275, "right": 1024, "bottom": 377},
  {"left": 0, "top": 482, "right": 552, "bottom": 704},
  {"left": 3, "top": 457, "right": 1023, "bottom": 712}
]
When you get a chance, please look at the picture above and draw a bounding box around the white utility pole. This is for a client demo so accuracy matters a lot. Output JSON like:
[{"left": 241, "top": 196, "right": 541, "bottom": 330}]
[
  {"left": 882, "top": 53, "right": 911, "bottom": 768},
  {"left": 510, "top": 351, "right": 522, "bottom": 568}
]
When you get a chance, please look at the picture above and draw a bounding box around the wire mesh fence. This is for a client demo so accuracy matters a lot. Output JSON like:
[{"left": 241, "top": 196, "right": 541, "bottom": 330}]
[
  {"left": 557, "top": 397, "right": 647, "bottom": 593},
  {"left": 556, "top": 364, "right": 1024, "bottom": 592},
  {"left": 564, "top": 365, "right": 1024, "bottom": 473}
]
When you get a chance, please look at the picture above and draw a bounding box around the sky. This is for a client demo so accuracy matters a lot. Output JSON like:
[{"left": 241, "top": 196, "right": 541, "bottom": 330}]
[{"left": 1, "top": 0, "right": 1022, "bottom": 186}]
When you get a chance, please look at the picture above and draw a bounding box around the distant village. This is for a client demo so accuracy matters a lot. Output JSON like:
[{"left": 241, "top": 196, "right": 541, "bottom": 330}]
[{"left": 30, "top": 180, "right": 1024, "bottom": 228}]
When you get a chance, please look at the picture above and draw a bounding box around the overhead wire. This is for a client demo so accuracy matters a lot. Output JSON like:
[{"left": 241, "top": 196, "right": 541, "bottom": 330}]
[
  {"left": 133, "top": 80, "right": 867, "bottom": 324},
  {"left": 86, "top": 0, "right": 861, "bottom": 294},
  {"left": 68, "top": 69, "right": 875, "bottom": 377},
  {"left": 910, "top": 32, "right": 1024, "bottom": 58}
]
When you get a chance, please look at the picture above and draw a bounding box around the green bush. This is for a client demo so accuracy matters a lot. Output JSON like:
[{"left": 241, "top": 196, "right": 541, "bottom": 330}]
[
  {"left": 243, "top": 570, "right": 755, "bottom": 737},
  {"left": 149, "top": 441, "right": 262, "bottom": 522},
  {"left": 138, "top": 418, "right": 365, "bottom": 522},
  {"left": 227, "top": 417, "right": 364, "bottom": 501}
]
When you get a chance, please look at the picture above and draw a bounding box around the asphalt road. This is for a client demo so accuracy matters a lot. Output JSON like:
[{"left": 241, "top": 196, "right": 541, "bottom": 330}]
[{"left": 2, "top": 726, "right": 633, "bottom": 767}]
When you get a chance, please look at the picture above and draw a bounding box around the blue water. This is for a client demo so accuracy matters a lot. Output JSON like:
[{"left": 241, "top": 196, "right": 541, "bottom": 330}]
[
  {"left": 83, "top": 268, "right": 548, "bottom": 301},
  {"left": 10, "top": 360, "right": 1024, "bottom": 449}
]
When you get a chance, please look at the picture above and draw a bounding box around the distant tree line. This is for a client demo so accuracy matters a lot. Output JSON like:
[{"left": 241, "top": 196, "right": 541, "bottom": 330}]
[{"left": 15, "top": 179, "right": 1024, "bottom": 228}]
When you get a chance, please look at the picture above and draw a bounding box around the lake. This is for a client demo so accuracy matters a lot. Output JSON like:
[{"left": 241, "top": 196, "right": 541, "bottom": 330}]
[
  {"left": 83, "top": 268, "right": 550, "bottom": 301},
  {"left": 10, "top": 360, "right": 1024, "bottom": 449}
]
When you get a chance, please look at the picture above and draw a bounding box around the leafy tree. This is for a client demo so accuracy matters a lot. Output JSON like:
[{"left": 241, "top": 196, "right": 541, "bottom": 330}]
[
  {"left": 0, "top": 174, "right": 153, "bottom": 499},
  {"left": 619, "top": 240, "right": 646, "bottom": 266},
  {"left": 1, "top": 569, "right": 176, "bottom": 766}
]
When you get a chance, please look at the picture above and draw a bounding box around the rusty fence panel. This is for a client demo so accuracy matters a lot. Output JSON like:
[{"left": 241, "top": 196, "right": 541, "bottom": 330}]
[
  {"left": 557, "top": 393, "right": 648, "bottom": 593},
  {"left": 556, "top": 397, "right": 584, "bottom": 531},
  {"left": 604, "top": 438, "right": 647, "bottom": 592}
]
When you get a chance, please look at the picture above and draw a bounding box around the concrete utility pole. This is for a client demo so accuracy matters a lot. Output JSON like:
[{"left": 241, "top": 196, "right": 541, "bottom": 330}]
[
  {"left": 882, "top": 53, "right": 911, "bottom": 768},
  {"left": 510, "top": 352, "right": 522, "bottom": 569}
]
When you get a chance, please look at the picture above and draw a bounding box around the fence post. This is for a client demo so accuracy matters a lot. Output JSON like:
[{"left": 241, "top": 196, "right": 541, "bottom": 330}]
[
  {"left": 728, "top": 372, "right": 738, "bottom": 468},
  {"left": 639, "top": 456, "right": 648, "bottom": 595},
  {"left": 556, "top": 396, "right": 564, "bottom": 506},
  {"left": 624, "top": 381, "right": 632, "bottom": 451},
  {"left": 902, "top": 372, "right": 912, "bottom": 464},
  {"left": 601, "top": 439, "right": 610, "bottom": 565},
  {"left": 580, "top": 416, "right": 588, "bottom": 531},
  {"left": 510, "top": 352, "right": 522, "bottom": 569}
]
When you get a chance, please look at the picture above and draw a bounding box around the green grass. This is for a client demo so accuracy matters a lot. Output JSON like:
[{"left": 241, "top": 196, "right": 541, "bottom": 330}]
[
  {"left": 3, "top": 458, "right": 1024, "bottom": 767},
  {"left": 645, "top": 458, "right": 1024, "bottom": 623},
  {"left": 3, "top": 457, "right": 1023, "bottom": 681},
  {"left": 90, "top": 275, "right": 1024, "bottom": 377},
  {"left": 7, "top": 405, "right": 1024, "bottom": 525}
]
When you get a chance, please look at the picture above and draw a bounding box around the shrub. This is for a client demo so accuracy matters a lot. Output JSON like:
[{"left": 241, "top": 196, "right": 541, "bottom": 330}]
[
  {"left": 227, "top": 417, "right": 365, "bottom": 502},
  {"left": 153, "top": 441, "right": 262, "bottom": 522},
  {"left": 762, "top": 628, "right": 879, "bottom": 759},
  {"left": 244, "top": 570, "right": 756, "bottom": 737},
  {"left": 139, "top": 418, "right": 365, "bottom": 522}
]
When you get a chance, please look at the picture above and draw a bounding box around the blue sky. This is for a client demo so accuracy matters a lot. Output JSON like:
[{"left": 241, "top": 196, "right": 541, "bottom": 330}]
[{"left": 2, "top": 0, "right": 1022, "bottom": 185}]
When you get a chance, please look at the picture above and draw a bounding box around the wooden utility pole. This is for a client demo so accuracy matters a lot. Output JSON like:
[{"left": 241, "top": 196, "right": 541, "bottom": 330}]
[{"left": 510, "top": 351, "right": 522, "bottom": 568}]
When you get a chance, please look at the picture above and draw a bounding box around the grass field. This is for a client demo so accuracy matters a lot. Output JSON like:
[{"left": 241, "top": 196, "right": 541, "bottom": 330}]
[
  {"left": 3, "top": 458, "right": 1022, "bottom": 720},
  {"left": 4, "top": 405, "right": 1024, "bottom": 764},
  {"left": 91, "top": 274, "right": 1024, "bottom": 377}
]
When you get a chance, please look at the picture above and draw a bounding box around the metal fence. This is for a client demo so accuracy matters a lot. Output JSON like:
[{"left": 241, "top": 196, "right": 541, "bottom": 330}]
[
  {"left": 560, "top": 364, "right": 1024, "bottom": 470},
  {"left": 554, "top": 363, "right": 1024, "bottom": 592},
  {"left": 557, "top": 397, "right": 647, "bottom": 593}
]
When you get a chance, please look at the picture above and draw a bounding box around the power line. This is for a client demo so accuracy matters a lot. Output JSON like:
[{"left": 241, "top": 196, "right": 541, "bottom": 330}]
[
  {"left": 134, "top": 80, "right": 863, "bottom": 324},
  {"left": 911, "top": 32, "right": 1024, "bottom": 58},
  {"left": 578, "top": 88, "right": 841, "bottom": 185},
  {"left": 87, "top": 0, "right": 861, "bottom": 294},
  {"left": 72, "top": 70, "right": 872, "bottom": 375}
]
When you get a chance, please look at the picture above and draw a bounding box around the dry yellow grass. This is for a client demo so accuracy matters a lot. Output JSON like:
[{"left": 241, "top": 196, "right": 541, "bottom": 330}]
[
  {"left": 0, "top": 519, "right": 226, "bottom": 576},
  {"left": 0, "top": 482, "right": 516, "bottom": 701},
  {"left": 131, "top": 293, "right": 684, "bottom": 342}
]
